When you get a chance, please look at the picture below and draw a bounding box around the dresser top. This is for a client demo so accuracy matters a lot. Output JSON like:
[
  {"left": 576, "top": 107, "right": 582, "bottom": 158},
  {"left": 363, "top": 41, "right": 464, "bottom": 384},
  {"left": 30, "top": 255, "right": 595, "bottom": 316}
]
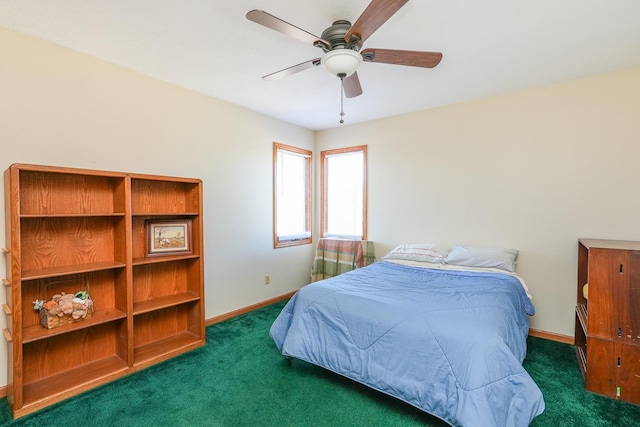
[{"left": 579, "top": 238, "right": 640, "bottom": 251}]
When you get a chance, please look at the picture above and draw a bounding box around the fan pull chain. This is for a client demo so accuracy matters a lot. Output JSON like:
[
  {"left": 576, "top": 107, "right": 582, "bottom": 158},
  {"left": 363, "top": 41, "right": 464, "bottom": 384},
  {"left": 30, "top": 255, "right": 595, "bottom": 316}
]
[{"left": 338, "top": 73, "right": 346, "bottom": 124}]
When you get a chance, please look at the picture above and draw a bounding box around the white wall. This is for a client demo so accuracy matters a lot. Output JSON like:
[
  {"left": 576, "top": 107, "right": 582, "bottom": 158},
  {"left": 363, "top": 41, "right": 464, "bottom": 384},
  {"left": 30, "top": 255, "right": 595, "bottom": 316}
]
[
  {"left": 316, "top": 65, "right": 640, "bottom": 337},
  {"left": 0, "top": 27, "right": 316, "bottom": 388},
  {"left": 2, "top": 24, "right": 640, "bottom": 391}
]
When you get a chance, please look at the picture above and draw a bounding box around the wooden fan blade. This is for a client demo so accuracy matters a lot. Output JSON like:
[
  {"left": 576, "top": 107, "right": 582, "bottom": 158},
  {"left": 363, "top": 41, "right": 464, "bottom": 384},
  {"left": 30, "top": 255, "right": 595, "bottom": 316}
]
[
  {"left": 343, "top": 72, "right": 363, "bottom": 98},
  {"left": 246, "top": 10, "right": 328, "bottom": 47},
  {"left": 262, "top": 59, "right": 321, "bottom": 81},
  {"left": 361, "top": 48, "right": 442, "bottom": 68},
  {"left": 345, "top": 0, "right": 409, "bottom": 47}
]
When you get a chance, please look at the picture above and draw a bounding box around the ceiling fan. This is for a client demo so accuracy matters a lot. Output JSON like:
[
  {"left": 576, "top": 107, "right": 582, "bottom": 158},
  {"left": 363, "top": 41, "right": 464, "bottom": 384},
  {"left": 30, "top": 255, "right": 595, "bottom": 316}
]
[{"left": 246, "top": 0, "right": 443, "bottom": 123}]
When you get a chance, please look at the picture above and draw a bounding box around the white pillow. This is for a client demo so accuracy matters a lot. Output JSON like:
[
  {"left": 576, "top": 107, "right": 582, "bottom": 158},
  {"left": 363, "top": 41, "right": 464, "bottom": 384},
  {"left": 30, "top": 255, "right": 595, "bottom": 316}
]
[
  {"left": 445, "top": 245, "right": 519, "bottom": 272},
  {"left": 382, "top": 244, "right": 449, "bottom": 264}
]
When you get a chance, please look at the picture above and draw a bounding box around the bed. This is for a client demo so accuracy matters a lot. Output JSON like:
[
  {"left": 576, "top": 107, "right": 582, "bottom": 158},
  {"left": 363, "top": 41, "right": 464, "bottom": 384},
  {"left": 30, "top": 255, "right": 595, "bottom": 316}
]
[{"left": 270, "top": 244, "right": 545, "bottom": 426}]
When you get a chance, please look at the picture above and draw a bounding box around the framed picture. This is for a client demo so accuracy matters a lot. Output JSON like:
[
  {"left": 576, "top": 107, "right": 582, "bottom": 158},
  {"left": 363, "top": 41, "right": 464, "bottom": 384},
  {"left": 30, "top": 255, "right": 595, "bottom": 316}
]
[{"left": 147, "top": 219, "right": 192, "bottom": 256}]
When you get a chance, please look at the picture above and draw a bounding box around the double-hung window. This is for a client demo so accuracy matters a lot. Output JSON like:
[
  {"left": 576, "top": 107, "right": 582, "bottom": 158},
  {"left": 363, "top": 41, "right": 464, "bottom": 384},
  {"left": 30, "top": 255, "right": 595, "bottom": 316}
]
[
  {"left": 273, "top": 142, "right": 312, "bottom": 248},
  {"left": 321, "top": 145, "right": 367, "bottom": 240}
]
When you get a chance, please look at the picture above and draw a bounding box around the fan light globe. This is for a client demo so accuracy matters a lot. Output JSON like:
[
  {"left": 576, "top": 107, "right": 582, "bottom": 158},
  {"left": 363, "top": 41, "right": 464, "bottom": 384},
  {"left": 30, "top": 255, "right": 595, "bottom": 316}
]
[{"left": 321, "top": 49, "right": 363, "bottom": 78}]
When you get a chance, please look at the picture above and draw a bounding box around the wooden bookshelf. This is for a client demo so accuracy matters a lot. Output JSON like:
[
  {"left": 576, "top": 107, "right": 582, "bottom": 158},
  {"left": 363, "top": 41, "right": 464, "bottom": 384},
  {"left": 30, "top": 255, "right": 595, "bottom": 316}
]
[{"left": 3, "top": 164, "right": 205, "bottom": 418}]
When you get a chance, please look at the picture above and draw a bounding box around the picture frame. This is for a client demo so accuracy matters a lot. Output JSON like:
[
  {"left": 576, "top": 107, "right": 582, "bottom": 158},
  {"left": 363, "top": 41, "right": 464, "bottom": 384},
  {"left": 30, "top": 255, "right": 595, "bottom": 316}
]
[{"left": 147, "top": 219, "right": 192, "bottom": 256}]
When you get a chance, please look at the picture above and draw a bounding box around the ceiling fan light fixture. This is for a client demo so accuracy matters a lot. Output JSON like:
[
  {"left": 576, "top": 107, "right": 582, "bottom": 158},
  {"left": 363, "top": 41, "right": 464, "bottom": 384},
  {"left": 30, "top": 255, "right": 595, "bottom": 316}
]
[{"left": 321, "top": 49, "right": 362, "bottom": 78}]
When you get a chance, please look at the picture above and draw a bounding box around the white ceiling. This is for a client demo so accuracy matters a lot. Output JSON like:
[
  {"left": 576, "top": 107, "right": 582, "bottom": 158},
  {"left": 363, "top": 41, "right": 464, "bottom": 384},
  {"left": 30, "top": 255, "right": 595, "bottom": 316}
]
[{"left": 2, "top": 0, "right": 640, "bottom": 131}]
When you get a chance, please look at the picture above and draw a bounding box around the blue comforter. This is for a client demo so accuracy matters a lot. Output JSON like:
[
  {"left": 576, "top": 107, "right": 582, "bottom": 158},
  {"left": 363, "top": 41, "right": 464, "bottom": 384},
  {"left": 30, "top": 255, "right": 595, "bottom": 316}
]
[{"left": 270, "top": 261, "right": 545, "bottom": 426}]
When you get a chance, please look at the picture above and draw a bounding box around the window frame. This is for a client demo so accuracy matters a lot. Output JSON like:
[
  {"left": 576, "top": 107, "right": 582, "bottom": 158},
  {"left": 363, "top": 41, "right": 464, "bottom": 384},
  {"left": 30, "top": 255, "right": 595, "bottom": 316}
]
[
  {"left": 273, "top": 142, "right": 312, "bottom": 248},
  {"left": 320, "top": 145, "right": 368, "bottom": 240}
]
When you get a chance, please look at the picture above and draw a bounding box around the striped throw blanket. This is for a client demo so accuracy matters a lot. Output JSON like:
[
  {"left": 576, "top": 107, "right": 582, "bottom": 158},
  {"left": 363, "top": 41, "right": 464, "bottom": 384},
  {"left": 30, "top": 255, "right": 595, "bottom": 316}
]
[{"left": 311, "top": 238, "right": 375, "bottom": 282}]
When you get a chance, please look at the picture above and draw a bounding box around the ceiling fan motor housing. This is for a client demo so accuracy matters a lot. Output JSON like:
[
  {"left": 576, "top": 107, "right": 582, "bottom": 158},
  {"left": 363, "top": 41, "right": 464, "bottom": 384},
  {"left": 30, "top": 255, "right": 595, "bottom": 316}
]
[{"left": 321, "top": 20, "right": 358, "bottom": 51}]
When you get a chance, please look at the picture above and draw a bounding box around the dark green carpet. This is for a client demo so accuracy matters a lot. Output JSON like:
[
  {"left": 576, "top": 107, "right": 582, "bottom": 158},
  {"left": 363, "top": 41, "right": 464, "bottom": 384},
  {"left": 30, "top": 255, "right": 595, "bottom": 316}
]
[{"left": 0, "top": 300, "right": 638, "bottom": 426}]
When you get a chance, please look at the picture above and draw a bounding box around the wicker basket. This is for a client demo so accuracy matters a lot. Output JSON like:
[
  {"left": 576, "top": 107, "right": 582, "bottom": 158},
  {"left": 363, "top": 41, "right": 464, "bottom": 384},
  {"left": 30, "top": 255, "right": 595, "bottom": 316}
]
[
  {"left": 38, "top": 296, "right": 94, "bottom": 329},
  {"left": 35, "top": 277, "right": 94, "bottom": 329}
]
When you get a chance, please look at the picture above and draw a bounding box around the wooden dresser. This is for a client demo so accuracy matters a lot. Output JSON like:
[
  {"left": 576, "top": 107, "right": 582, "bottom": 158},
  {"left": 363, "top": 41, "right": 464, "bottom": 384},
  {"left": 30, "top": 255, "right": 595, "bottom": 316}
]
[{"left": 575, "top": 238, "right": 640, "bottom": 405}]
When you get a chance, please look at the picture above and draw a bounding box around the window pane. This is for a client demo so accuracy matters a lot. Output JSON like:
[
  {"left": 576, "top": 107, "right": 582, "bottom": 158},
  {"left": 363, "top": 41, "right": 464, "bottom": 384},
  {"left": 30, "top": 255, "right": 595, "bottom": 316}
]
[
  {"left": 277, "top": 151, "right": 307, "bottom": 236},
  {"left": 274, "top": 143, "right": 311, "bottom": 248},
  {"left": 322, "top": 146, "right": 367, "bottom": 240}
]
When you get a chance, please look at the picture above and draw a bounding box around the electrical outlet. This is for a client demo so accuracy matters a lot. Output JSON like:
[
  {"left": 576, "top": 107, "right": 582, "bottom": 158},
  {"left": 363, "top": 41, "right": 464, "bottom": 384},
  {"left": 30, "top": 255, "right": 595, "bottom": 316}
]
[{"left": 265, "top": 274, "right": 270, "bottom": 285}]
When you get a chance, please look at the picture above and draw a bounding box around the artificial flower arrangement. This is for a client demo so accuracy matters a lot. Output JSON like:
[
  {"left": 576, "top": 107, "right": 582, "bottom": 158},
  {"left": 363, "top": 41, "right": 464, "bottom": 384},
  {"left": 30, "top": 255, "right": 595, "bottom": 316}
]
[{"left": 33, "top": 290, "right": 94, "bottom": 329}]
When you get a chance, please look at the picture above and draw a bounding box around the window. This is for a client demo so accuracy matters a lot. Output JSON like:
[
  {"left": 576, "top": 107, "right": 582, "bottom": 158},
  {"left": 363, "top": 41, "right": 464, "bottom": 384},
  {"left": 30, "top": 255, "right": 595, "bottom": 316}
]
[
  {"left": 273, "top": 142, "right": 312, "bottom": 248},
  {"left": 321, "top": 145, "right": 367, "bottom": 240}
]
